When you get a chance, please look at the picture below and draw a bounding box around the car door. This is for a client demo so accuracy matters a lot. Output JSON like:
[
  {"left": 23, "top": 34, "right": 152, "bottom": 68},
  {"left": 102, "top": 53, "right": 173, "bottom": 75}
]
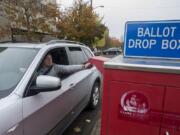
[
  {"left": 66, "top": 47, "right": 94, "bottom": 111},
  {"left": 22, "top": 47, "right": 79, "bottom": 135}
]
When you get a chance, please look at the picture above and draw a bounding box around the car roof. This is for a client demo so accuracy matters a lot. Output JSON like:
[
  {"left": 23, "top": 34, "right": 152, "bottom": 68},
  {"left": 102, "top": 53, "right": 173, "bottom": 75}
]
[
  {"left": 0, "top": 43, "right": 43, "bottom": 48},
  {"left": 0, "top": 42, "right": 88, "bottom": 49}
]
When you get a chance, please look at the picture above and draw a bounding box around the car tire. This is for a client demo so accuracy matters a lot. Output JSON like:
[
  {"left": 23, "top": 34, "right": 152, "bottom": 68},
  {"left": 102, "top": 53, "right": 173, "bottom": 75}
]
[{"left": 88, "top": 82, "right": 100, "bottom": 110}]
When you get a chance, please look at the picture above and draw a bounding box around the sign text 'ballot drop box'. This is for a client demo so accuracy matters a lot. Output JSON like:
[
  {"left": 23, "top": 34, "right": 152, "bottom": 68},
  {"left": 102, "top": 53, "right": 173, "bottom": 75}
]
[{"left": 101, "top": 20, "right": 180, "bottom": 135}]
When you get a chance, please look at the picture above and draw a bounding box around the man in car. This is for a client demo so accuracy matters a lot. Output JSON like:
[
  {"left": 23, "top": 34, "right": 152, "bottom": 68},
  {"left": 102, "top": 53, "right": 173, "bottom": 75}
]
[{"left": 38, "top": 54, "right": 92, "bottom": 77}]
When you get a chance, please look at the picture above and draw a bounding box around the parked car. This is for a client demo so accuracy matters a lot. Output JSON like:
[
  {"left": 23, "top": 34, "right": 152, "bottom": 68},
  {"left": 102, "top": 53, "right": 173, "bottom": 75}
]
[
  {"left": 93, "top": 50, "right": 102, "bottom": 56},
  {"left": 0, "top": 40, "right": 101, "bottom": 135},
  {"left": 103, "top": 47, "right": 121, "bottom": 55}
]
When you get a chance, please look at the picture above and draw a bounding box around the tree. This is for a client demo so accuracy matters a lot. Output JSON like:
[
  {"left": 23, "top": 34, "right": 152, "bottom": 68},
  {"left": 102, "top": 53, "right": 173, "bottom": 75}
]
[
  {"left": 0, "top": 0, "right": 60, "bottom": 42},
  {"left": 0, "top": 24, "right": 10, "bottom": 41},
  {"left": 57, "top": 0, "right": 106, "bottom": 46},
  {"left": 109, "top": 37, "right": 123, "bottom": 49}
]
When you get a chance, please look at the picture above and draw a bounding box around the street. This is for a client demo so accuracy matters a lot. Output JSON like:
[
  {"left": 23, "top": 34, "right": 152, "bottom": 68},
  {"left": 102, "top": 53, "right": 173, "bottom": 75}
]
[{"left": 62, "top": 101, "right": 101, "bottom": 135}]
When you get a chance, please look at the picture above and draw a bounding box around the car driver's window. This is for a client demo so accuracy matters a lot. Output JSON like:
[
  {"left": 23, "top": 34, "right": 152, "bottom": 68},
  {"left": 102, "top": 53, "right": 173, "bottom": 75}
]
[
  {"left": 36, "top": 47, "right": 68, "bottom": 75},
  {"left": 25, "top": 48, "right": 69, "bottom": 97},
  {"left": 50, "top": 48, "right": 70, "bottom": 79},
  {"left": 51, "top": 48, "right": 69, "bottom": 65}
]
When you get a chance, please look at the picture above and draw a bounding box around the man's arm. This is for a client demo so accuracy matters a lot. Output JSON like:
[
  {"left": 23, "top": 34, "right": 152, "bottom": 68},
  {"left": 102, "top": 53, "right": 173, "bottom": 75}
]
[{"left": 54, "top": 64, "right": 84, "bottom": 74}]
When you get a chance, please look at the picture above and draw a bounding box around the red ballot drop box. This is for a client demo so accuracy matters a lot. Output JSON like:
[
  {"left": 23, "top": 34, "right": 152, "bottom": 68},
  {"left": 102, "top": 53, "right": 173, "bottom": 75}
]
[
  {"left": 101, "top": 56, "right": 180, "bottom": 135},
  {"left": 89, "top": 56, "right": 109, "bottom": 74},
  {"left": 101, "top": 20, "right": 180, "bottom": 135}
]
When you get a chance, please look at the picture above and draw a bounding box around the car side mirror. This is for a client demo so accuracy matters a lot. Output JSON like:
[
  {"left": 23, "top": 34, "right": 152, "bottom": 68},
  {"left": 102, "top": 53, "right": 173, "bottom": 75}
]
[{"left": 31, "top": 75, "right": 61, "bottom": 93}]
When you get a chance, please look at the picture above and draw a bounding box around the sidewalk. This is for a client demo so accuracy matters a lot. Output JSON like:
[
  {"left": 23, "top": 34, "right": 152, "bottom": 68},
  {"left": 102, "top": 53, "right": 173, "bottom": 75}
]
[{"left": 90, "top": 118, "right": 101, "bottom": 135}]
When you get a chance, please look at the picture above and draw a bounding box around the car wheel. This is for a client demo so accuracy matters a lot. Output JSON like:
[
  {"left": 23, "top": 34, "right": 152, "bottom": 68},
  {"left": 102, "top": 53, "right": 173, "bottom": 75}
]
[{"left": 88, "top": 82, "right": 100, "bottom": 110}]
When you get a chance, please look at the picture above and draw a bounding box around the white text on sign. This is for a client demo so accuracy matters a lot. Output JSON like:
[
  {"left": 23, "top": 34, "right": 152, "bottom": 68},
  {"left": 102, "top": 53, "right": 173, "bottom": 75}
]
[{"left": 128, "top": 27, "right": 180, "bottom": 50}]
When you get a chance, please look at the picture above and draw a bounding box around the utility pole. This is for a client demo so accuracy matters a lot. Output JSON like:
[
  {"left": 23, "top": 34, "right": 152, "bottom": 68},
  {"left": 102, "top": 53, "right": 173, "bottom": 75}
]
[{"left": 90, "top": 0, "right": 92, "bottom": 9}]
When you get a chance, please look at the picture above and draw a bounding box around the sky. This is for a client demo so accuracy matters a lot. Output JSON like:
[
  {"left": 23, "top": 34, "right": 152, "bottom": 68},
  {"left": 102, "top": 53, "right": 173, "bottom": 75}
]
[{"left": 57, "top": 0, "right": 180, "bottom": 40}]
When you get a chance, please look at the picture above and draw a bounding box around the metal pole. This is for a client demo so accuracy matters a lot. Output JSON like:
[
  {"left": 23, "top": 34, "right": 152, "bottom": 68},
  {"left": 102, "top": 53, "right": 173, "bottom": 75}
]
[
  {"left": 90, "top": 0, "right": 92, "bottom": 9},
  {"left": 11, "top": 28, "right": 15, "bottom": 43}
]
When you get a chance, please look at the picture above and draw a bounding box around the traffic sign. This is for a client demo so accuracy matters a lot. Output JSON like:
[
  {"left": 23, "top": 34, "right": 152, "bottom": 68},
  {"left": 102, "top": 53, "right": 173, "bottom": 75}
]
[{"left": 124, "top": 20, "right": 180, "bottom": 59}]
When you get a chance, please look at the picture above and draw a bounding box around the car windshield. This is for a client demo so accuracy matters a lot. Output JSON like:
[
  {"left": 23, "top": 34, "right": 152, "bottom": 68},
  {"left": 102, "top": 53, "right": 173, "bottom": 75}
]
[{"left": 0, "top": 47, "right": 39, "bottom": 99}]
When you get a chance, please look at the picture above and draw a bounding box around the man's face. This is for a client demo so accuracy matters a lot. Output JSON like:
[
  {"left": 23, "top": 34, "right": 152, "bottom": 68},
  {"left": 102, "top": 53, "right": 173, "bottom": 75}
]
[{"left": 43, "top": 55, "right": 53, "bottom": 68}]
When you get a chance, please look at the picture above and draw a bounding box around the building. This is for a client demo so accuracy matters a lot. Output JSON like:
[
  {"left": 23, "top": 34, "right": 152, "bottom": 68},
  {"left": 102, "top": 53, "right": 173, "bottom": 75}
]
[
  {"left": 41, "top": 0, "right": 56, "bottom": 5},
  {"left": 0, "top": 0, "right": 58, "bottom": 42},
  {"left": 0, "top": 1, "right": 12, "bottom": 42}
]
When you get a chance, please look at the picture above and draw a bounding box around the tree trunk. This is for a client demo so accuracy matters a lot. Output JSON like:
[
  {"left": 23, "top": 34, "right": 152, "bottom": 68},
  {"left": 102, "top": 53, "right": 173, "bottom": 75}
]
[{"left": 25, "top": 10, "right": 32, "bottom": 42}]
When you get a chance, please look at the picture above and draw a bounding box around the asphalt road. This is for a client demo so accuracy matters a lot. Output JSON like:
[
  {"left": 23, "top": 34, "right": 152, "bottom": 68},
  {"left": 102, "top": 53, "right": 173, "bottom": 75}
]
[
  {"left": 101, "top": 54, "right": 117, "bottom": 59},
  {"left": 62, "top": 103, "right": 101, "bottom": 135}
]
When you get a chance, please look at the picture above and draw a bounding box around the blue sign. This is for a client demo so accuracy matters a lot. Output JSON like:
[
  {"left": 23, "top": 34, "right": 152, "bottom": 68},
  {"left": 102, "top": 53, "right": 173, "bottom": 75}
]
[{"left": 124, "top": 20, "right": 180, "bottom": 59}]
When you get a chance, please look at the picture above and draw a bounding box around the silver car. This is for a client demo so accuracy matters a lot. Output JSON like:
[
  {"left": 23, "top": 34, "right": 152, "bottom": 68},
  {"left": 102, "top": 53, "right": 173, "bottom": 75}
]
[{"left": 0, "top": 40, "right": 101, "bottom": 135}]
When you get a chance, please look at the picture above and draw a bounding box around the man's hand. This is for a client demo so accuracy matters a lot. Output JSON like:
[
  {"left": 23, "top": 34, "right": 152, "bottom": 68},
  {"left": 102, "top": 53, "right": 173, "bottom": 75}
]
[{"left": 84, "top": 63, "right": 93, "bottom": 69}]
